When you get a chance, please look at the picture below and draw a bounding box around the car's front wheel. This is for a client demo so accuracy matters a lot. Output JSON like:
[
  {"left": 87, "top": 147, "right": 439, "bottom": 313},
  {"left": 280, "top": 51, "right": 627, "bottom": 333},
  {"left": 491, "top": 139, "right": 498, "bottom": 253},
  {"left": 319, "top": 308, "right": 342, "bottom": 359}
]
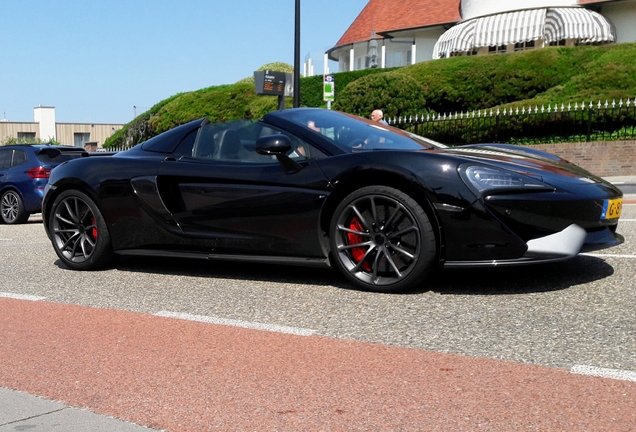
[
  {"left": 49, "top": 189, "right": 114, "bottom": 270},
  {"left": 1, "top": 190, "right": 29, "bottom": 224},
  {"left": 329, "top": 186, "right": 436, "bottom": 293}
]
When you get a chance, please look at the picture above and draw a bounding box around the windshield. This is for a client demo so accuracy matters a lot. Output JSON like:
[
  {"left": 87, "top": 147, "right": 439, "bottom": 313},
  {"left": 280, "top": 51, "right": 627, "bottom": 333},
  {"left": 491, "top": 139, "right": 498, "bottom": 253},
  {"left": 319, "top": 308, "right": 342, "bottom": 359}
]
[{"left": 282, "top": 109, "right": 448, "bottom": 152}]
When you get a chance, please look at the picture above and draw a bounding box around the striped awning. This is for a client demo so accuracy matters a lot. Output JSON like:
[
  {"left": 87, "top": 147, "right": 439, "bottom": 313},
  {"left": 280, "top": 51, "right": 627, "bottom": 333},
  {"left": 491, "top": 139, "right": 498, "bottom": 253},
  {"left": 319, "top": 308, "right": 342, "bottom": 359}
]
[
  {"left": 544, "top": 8, "right": 615, "bottom": 44},
  {"left": 433, "top": 7, "right": 616, "bottom": 59},
  {"left": 473, "top": 9, "right": 546, "bottom": 47},
  {"left": 432, "top": 20, "right": 476, "bottom": 59}
]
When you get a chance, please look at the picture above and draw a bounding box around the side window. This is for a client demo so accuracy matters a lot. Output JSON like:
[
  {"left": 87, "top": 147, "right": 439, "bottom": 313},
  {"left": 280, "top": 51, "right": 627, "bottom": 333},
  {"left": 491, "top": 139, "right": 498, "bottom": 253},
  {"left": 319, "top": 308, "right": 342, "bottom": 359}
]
[
  {"left": 12, "top": 149, "right": 28, "bottom": 167},
  {"left": 173, "top": 129, "right": 198, "bottom": 158},
  {"left": 0, "top": 149, "right": 12, "bottom": 170},
  {"left": 191, "top": 121, "right": 325, "bottom": 163},
  {"left": 249, "top": 123, "right": 326, "bottom": 161}
]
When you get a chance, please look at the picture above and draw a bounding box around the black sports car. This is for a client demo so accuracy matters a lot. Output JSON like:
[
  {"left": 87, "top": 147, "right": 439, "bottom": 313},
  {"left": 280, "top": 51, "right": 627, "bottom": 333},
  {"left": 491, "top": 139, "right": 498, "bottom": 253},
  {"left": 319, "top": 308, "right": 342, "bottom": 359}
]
[{"left": 42, "top": 108, "right": 624, "bottom": 292}]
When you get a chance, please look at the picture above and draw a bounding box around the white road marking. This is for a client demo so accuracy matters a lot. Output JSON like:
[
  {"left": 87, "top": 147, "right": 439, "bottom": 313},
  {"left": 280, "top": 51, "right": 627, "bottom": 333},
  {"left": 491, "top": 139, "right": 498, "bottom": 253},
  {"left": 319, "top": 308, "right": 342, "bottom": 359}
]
[
  {"left": 571, "top": 365, "right": 636, "bottom": 383},
  {"left": 154, "top": 311, "right": 318, "bottom": 336},
  {"left": 581, "top": 253, "right": 636, "bottom": 259},
  {"left": 0, "top": 292, "right": 46, "bottom": 301}
]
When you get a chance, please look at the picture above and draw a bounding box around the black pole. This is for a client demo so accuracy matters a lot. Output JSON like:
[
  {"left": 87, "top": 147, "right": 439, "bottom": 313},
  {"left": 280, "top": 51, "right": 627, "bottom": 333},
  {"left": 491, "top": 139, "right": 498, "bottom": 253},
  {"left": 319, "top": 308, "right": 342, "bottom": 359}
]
[{"left": 293, "top": 0, "right": 301, "bottom": 108}]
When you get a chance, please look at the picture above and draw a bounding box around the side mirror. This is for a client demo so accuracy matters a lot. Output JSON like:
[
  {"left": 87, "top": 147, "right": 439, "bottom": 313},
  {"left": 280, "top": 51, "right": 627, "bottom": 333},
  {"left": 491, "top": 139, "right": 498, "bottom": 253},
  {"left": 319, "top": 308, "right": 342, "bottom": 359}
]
[
  {"left": 255, "top": 134, "right": 292, "bottom": 155},
  {"left": 255, "top": 134, "right": 303, "bottom": 174}
]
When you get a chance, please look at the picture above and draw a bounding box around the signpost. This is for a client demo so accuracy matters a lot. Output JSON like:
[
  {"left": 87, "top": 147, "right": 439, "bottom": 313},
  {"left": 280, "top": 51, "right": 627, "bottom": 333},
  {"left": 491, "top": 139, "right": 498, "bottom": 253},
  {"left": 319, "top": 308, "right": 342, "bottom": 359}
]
[{"left": 323, "top": 74, "right": 334, "bottom": 109}]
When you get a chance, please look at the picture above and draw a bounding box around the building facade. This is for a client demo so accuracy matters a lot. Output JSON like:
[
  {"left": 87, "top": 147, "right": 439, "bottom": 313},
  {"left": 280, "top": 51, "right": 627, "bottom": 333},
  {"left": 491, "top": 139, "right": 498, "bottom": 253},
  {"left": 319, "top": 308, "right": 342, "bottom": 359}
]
[
  {"left": 0, "top": 106, "right": 123, "bottom": 149},
  {"left": 328, "top": 0, "right": 636, "bottom": 72}
]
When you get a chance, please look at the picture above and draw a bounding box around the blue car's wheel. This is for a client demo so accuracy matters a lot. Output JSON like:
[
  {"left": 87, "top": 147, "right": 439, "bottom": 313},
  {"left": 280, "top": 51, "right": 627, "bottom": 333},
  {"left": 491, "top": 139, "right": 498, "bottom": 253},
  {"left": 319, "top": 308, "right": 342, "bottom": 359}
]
[
  {"left": 1, "top": 190, "right": 29, "bottom": 224},
  {"left": 49, "top": 189, "right": 114, "bottom": 270},
  {"left": 329, "top": 186, "right": 436, "bottom": 293}
]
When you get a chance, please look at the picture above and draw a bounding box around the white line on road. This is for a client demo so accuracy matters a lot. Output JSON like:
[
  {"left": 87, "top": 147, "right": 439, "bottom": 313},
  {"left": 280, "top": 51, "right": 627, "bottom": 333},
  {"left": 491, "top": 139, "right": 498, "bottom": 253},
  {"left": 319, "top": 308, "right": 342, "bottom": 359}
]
[
  {"left": 154, "top": 311, "right": 318, "bottom": 336},
  {"left": 581, "top": 253, "right": 636, "bottom": 259},
  {"left": 0, "top": 292, "right": 46, "bottom": 301},
  {"left": 571, "top": 365, "right": 636, "bottom": 383}
]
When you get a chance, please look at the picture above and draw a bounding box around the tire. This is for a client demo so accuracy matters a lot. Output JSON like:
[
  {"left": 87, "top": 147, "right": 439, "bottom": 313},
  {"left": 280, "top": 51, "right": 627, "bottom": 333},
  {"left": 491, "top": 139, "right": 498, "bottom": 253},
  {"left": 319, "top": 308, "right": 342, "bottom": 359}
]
[
  {"left": 329, "top": 186, "right": 436, "bottom": 293},
  {"left": 1, "top": 190, "right": 29, "bottom": 224},
  {"left": 48, "top": 189, "right": 114, "bottom": 270}
]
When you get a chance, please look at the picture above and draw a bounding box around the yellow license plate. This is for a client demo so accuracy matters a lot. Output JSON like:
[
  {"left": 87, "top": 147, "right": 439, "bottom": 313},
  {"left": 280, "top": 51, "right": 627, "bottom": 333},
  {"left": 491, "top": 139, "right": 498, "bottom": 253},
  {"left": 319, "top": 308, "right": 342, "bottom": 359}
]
[{"left": 601, "top": 198, "right": 622, "bottom": 220}]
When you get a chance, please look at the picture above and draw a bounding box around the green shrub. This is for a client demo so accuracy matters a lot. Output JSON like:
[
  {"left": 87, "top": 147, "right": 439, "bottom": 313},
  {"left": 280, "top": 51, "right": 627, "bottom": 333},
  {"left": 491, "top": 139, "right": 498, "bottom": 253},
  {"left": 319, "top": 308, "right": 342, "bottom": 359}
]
[
  {"left": 333, "top": 72, "right": 431, "bottom": 119},
  {"left": 300, "top": 67, "right": 398, "bottom": 108}
]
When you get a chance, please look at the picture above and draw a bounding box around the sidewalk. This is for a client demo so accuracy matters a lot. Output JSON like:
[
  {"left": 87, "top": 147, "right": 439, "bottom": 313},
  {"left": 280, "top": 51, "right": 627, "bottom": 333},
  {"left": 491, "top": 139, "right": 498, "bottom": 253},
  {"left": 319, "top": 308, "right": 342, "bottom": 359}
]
[
  {"left": 0, "top": 387, "right": 157, "bottom": 431},
  {"left": 2, "top": 176, "right": 634, "bottom": 432}
]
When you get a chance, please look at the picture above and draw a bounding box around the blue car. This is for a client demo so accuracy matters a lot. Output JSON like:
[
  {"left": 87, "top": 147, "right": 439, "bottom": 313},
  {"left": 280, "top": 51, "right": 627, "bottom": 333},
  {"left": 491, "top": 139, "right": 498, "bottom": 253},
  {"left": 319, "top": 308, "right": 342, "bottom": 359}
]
[{"left": 0, "top": 144, "right": 85, "bottom": 224}]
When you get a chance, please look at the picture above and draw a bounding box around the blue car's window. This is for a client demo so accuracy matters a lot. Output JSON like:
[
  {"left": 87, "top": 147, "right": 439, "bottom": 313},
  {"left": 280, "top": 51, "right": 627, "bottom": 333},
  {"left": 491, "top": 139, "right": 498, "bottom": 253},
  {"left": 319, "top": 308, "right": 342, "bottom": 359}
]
[
  {"left": 35, "top": 149, "right": 85, "bottom": 164},
  {"left": 0, "top": 149, "right": 11, "bottom": 170},
  {"left": 12, "top": 149, "right": 27, "bottom": 167},
  {"left": 283, "top": 109, "right": 446, "bottom": 152}
]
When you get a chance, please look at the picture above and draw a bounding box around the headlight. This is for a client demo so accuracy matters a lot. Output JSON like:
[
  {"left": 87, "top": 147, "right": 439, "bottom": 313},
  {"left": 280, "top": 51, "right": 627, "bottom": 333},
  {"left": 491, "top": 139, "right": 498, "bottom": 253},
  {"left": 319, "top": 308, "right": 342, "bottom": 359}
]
[{"left": 460, "top": 165, "right": 553, "bottom": 195}]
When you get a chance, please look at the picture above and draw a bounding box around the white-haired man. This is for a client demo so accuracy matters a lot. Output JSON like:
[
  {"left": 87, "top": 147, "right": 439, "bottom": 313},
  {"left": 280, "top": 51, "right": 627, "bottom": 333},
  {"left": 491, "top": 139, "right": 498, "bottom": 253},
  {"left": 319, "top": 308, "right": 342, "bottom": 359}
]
[{"left": 370, "top": 109, "right": 388, "bottom": 125}]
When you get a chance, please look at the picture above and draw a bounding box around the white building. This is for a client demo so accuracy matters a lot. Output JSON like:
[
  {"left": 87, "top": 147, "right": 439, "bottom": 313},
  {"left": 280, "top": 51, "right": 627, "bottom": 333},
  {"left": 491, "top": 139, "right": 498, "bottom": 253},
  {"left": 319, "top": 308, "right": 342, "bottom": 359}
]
[{"left": 328, "top": 0, "right": 636, "bottom": 72}]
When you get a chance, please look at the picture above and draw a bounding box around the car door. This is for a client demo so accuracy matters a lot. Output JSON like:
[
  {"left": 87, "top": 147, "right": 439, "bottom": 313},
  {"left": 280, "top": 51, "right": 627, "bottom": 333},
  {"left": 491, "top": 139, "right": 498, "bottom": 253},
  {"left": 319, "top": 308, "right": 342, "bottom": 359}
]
[{"left": 154, "top": 121, "right": 332, "bottom": 258}]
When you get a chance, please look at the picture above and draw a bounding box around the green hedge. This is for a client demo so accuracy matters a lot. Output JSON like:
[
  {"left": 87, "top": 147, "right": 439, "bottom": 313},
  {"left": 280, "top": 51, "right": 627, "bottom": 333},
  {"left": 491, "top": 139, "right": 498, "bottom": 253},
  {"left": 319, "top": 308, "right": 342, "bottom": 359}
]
[{"left": 104, "top": 43, "right": 636, "bottom": 149}]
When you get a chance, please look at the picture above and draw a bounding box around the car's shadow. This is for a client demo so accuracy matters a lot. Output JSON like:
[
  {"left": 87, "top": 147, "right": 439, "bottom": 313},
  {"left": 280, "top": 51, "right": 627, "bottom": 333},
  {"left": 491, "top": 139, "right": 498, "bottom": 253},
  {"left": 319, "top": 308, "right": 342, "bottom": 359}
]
[
  {"left": 425, "top": 255, "right": 615, "bottom": 296},
  {"left": 74, "top": 253, "right": 616, "bottom": 296}
]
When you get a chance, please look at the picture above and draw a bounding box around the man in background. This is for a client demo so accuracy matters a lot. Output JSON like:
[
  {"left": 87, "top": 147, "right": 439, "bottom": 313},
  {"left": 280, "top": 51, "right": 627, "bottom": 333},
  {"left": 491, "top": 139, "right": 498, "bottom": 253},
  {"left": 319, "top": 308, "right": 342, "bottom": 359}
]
[{"left": 371, "top": 109, "right": 388, "bottom": 125}]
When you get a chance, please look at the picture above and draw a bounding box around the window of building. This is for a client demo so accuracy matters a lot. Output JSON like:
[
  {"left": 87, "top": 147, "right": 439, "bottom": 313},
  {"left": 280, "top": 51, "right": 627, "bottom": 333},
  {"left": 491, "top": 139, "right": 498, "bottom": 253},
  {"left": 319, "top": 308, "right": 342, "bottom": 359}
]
[
  {"left": 549, "top": 39, "right": 566, "bottom": 46},
  {"left": 514, "top": 40, "right": 536, "bottom": 51},
  {"left": 488, "top": 44, "right": 507, "bottom": 54},
  {"left": 17, "top": 132, "right": 36, "bottom": 141},
  {"left": 355, "top": 56, "right": 365, "bottom": 70},
  {"left": 74, "top": 133, "right": 91, "bottom": 148},
  {"left": 385, "top": 50, "right": 406, "bottom": 67},
  {"left": 450, "top": 50, "right": 478, "bottom": 57}
]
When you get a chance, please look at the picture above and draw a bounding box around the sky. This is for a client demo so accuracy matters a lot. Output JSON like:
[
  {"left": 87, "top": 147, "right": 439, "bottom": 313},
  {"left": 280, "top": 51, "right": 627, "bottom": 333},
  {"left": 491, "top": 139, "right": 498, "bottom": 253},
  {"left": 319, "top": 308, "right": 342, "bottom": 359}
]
[{"left": 1, "top": 0, "right": 368, "bottom": 124}]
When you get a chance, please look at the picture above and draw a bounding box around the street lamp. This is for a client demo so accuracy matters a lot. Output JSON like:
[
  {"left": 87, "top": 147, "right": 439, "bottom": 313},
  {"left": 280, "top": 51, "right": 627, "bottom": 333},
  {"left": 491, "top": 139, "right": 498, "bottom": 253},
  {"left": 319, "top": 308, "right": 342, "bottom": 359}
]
[{"left": 293, "top": 0, "right": 300, "bottom": 108}]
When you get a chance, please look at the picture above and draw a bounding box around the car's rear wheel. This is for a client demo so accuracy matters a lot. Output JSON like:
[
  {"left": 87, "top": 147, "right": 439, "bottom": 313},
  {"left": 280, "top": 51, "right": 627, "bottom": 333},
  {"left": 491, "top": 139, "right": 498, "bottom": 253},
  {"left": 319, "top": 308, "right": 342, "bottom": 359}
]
[
  {"left": 329, "top": 186, "right": 436, "bottom": 293},
  {"left": 1, "top": 190, "right": 29, "bottom": 224},
  {"left": 49, "top": 189, "right": 114, "bottom": 270}
]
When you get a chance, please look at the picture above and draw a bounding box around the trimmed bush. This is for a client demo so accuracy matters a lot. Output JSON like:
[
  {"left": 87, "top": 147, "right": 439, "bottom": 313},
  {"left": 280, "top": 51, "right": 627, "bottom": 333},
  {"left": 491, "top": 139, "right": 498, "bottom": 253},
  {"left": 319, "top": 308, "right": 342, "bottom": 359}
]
[{"left": 332, "top": 72, "right": 431, "bottom": 119}]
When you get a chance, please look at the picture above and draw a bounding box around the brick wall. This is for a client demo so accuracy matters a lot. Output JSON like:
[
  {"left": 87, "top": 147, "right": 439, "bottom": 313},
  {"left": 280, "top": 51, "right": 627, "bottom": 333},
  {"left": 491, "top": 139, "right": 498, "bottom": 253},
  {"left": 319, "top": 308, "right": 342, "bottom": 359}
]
[{"left": 532, "top": 141, "right": 636, "bottom": 177}]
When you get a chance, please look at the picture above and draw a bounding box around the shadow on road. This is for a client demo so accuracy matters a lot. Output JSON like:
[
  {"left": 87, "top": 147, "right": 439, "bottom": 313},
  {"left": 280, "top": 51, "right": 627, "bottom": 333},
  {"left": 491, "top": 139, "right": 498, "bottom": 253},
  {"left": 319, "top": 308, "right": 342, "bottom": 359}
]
[
  {"left": 427, "top": 255, "right": 615, "bottom": 296},
  {"left": 89, "top": 253, "right": 615, "bottom": 297}
]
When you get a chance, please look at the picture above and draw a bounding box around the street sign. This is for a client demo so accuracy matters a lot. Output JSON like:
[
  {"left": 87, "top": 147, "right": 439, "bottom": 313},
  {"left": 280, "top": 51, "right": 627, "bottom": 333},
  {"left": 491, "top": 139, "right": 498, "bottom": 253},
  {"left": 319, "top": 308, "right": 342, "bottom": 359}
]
[
  {"left": 323, "top": 74, "right": 335, "bottom": 102},
  {"left": 254, "top": 70, "right": 286, "bottom": 96}
]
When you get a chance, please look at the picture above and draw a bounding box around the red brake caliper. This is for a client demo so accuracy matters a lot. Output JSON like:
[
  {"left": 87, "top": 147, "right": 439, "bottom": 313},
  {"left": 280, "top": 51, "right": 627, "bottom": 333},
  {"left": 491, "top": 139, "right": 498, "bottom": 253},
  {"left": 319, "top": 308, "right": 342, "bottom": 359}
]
[
  {"left": 347, "top": 216, "right": 371, "bottom": 271},
  {"left": 91, "top": 217, "right": 97, "bottom": 239}
]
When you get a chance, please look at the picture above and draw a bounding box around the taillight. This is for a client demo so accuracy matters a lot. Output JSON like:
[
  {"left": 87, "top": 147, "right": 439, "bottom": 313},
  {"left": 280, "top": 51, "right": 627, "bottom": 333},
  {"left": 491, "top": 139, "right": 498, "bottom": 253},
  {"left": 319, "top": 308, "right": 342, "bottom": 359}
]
[{"left": 27, "top": 166, "right": 51, "bottom": 179}]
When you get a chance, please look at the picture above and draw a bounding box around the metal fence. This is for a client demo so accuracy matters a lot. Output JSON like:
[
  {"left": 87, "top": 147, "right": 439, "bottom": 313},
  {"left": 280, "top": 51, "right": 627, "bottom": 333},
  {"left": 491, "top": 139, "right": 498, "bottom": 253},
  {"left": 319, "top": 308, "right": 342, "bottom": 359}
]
[{"left": 386, "top": 99, "right": 636, "bottom": 146}]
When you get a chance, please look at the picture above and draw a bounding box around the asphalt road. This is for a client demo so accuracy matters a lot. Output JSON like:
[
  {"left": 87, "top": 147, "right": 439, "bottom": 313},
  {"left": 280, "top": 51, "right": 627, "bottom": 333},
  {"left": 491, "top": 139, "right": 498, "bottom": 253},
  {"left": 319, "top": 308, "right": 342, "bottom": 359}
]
[{"left": 1, "top": 204, "right": 634, "bottom": 373}]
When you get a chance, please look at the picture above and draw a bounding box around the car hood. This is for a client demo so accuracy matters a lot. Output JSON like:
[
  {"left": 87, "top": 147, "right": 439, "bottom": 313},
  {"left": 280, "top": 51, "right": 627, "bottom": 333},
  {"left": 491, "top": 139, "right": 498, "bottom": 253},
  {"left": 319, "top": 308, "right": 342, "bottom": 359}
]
[{"left": 440, "top": 144, "right": 607, "bottom": 187}]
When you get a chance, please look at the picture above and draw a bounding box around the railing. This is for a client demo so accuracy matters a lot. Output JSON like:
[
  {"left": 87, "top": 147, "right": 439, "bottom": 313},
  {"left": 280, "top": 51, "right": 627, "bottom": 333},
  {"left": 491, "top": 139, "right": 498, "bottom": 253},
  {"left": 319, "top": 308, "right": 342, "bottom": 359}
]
[{"left": 387, "top": 99, "right": 636, "bottom": 146}]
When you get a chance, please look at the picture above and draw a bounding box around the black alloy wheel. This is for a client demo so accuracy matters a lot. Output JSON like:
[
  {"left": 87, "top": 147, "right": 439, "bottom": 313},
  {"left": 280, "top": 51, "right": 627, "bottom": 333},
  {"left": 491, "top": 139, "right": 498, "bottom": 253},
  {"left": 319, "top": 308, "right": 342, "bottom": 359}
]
[
  {"left": 329, "top": 185, "right": 436, "bottom": 293},
  {"left": 49, "top": 189, "right": 114, "bottom": 270},
  {"left": 1, "top": 190, "right": 29, "bottom": 224}
]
